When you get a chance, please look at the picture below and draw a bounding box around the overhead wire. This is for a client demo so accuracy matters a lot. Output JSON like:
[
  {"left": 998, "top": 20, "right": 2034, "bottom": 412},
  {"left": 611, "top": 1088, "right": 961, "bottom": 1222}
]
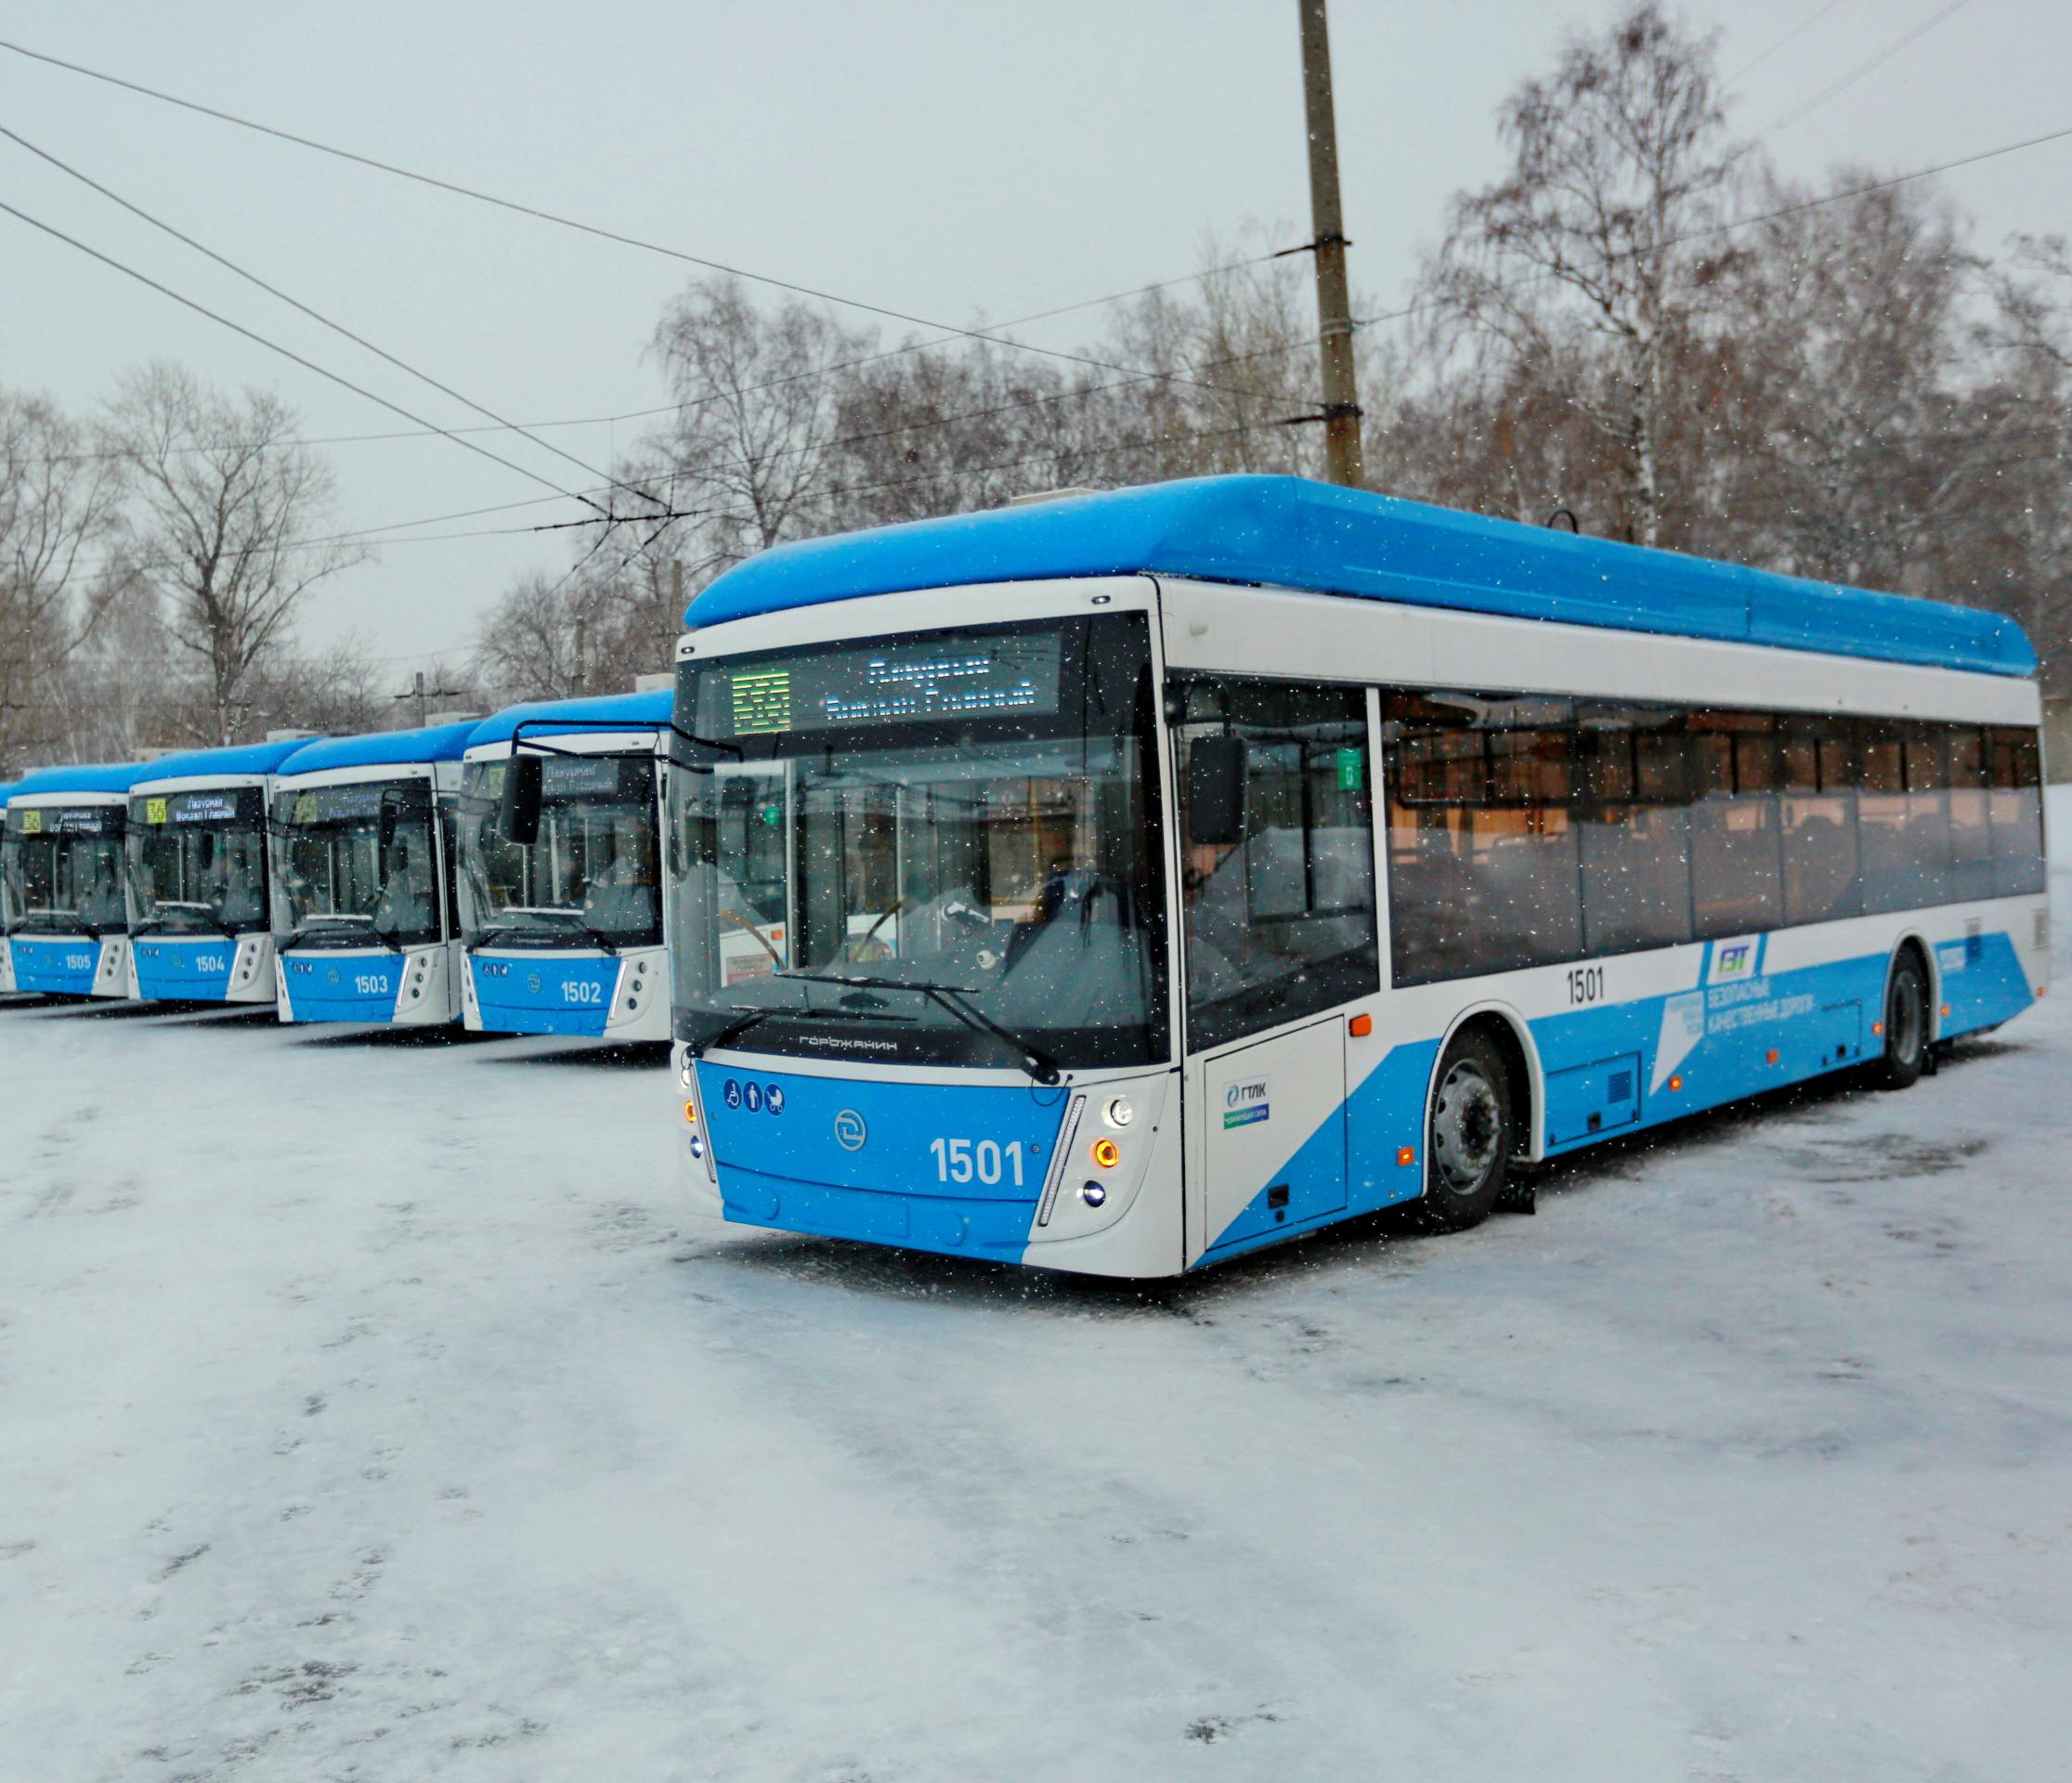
[
  {"left": 0, "top": 197, "right": 616, "bottom": 514},
  {"left": 1725, "top": 0, "right": 1849, "bottom": 85},
  {"left": 0, "top": 124, "right": 665, "bottom": 516},
  {"left": 0, "top": 36, "right": 1275, "bottom": 402},
  {"left": 1759, "top": 0, "right": 1978, "bottom": 136}
]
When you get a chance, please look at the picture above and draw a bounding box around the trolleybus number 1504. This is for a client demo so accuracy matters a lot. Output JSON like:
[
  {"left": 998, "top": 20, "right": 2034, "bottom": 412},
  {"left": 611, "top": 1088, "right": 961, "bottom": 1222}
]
[{"left": 928, "top": 1138, "right": 1028, "bottom": 1187}]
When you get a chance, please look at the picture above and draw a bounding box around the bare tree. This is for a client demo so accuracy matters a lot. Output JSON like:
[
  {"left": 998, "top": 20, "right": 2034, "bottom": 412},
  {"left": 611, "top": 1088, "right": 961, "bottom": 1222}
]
[
  {"left": 645, "top": 277, "right": 873, "bottom": 564},
  {"left": 1422, "top": 2, "right": 1742, "bottom": 545},
  {"left": 1, "top": 387, "right": 128, "bottom": 768},
  {"left": 101, "top": 364, "right": 368, "bottom": 746}
]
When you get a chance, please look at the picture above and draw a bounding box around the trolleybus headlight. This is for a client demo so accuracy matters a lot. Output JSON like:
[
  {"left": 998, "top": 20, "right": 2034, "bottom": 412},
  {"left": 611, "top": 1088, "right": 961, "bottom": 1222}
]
[
  {"left": 1080, "top": 1181, "right": 1107, "bottom": 1207},
  {"left": 688, "top": 1134, "right": 706, "bottom": 1161},
  {"left": 678, "top": 1055, "right": 695, "bottom": 1090},
  {"left": 1102, "top": 1097, "right": 1134, "bottom": 1129},
  {"left": 1090, "top": 1137, "right": 1120, "bottom": 1170}
]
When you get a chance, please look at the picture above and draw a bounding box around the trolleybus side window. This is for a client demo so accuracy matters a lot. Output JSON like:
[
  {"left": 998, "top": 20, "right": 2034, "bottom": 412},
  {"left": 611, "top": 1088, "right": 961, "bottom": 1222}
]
[
  {"left": 1688, "top": 710, "right": 1783, "bottom": 938},
  {"left": 1987, "top": 725, "right": 2046, "bottom": 896},
  {"left": 1174, "top": 678, "right": 1377, "bottom": 1053},
  {"left": 1576, "top": 705, "right": 1694, "bottom": 955}
]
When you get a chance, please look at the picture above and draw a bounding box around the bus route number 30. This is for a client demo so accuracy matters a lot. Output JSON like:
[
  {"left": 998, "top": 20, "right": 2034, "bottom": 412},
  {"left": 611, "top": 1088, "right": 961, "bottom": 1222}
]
[{"left": 928, "top": 1138, "right": 1026, "bottom": 1187}]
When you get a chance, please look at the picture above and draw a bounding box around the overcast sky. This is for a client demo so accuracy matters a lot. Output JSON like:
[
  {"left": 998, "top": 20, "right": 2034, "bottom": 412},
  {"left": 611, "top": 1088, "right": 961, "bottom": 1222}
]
[{"left": 4, "top": 0, "right": 2067, "bottom": 685}]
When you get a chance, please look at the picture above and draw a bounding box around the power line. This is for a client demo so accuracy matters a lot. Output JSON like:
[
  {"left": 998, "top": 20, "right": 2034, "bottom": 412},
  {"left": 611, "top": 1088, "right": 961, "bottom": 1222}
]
[
  {"left": 0, "top": 196, "right": 611, "bottom": 513},
  {"left": 0, "top": 124, "right": 663, "bottom": 517},
  {"left": 1726, "top": 0, "right": 1849, "bottom": 85},
  {"left": 0, "top": 36, "right": 1267, "bottom": 402},
  {"left": 1760, "top": 0, "right": 1977, "bottom": 136}
]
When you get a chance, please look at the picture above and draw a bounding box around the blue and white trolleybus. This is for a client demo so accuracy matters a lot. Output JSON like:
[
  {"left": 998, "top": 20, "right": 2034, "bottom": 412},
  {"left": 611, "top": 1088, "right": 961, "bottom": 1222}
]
[
  {"left": 662, "top": 476, "right": 2050, "bottom": 1277},
  {"left": 1, "top": 761, "right": 154, "bottom": 997},
  {"left": 126, "top": 737, "right": 316, "bottom": 1005},
  {"left": 457, "top": 691, "right": 671, "bottom": 1039},
  {"left": 269, "top": 722, "right": 478, "bottom": 1025}
]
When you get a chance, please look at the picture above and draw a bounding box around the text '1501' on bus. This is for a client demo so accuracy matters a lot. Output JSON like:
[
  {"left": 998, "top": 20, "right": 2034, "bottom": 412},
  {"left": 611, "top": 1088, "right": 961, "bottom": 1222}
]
[
  {"left": 650, "top": 475, "right": 2050, "bottom": 1279},
  {"left": 458, "top": 691, "right": 672, "bottom": 1039}
]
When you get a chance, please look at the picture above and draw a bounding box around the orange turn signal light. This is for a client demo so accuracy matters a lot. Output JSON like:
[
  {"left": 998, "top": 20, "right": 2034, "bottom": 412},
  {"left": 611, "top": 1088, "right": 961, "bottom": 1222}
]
[
  {"left": 1090, "top": 1138, "right": 1121, "bottom": 1170},
  {"left": 1349, "top": 1013, "right": 1374, "bottom": 1037},
  {"left": 683, "top": 1101, "right": 698, "bottom": 1125},
  {"left": 1396, "top": 1146, "right": 1415, "bottom": 1167}
]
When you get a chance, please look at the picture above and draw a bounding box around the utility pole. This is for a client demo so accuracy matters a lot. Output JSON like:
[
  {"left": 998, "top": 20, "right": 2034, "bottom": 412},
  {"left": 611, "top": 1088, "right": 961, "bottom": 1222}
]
[
  {"left": 393, "top": 669, "right": 461, "bottom": 729},
  {"left": 1297, "top": 0, "right": 1365, "bottom": 488},
  {"left": 572, "top": 618, "right": 588, "bottom": 696}
]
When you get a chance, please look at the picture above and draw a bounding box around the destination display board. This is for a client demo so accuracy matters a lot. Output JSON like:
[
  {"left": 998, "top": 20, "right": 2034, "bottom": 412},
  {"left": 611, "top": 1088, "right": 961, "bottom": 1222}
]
[
  {"left": 282, "top": 780, "right": 431, "bottom": 826},
  {"left": 5, "top": 803, "right": 123, "bottom": 837},
  {"left": 697, "top": 632, "right": 1065, "bottom": 739},
  {"left": 135, "top": 787, "right": 267, "bottom": 828}
]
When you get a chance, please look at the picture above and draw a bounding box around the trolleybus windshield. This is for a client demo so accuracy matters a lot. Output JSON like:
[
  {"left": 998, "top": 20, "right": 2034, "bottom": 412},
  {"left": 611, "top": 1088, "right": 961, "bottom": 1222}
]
[
  {"left": 127, "top": 787, "right": 270, "bottom": 936},
  {"left": 457, "top": 754, "right": 663, "bottom": 951},
  {"left": 668, "top": 612, "right": 1168, "bottom": 1071},
  {"left": 2, "top": 804, "right": 129, "bottom": 935},
  {"left": 270, "top": 779, "right": 442, "bottom": 949}
]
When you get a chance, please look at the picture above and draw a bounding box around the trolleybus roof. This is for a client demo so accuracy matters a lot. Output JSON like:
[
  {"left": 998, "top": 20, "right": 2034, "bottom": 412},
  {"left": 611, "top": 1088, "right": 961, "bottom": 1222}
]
[
  {"left": 131, "top": 736, "right": 323, "bottom": 790},
  {"left": 7, "top": 761, "right": 162, "bottom": 799},
  {"left": 684, "top": 474, "right": 2036, "bottom": 679},
  {"left": 275, "top": 721, "right": 479, "bottom": 778},
  {"left": 466, "top": 690, "right": 671, "bottom": 751}
]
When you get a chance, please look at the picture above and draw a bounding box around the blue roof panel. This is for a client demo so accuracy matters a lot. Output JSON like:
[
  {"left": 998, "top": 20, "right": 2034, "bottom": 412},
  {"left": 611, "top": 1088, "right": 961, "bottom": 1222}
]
[
  {"left": 467, "top": 690, "right": 672, "bottom": 748},
  {"left": 131, "top": 736, "right": 322, "bottom": 788},
  {"left": 7, "top": 761, "right": 161, "bottom": 798},
  {"left": 685, "top": 475, "right": 2036, "bottom": 679},
  {"left": 276, "top": 721, "right": 480, "bottom": 778}
]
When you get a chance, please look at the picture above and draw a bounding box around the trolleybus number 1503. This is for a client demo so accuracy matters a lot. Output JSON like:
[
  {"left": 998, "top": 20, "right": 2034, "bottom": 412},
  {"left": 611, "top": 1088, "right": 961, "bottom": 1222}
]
[{"left": 928, "top": 1138, "right": 1028, "bottom": 1187}]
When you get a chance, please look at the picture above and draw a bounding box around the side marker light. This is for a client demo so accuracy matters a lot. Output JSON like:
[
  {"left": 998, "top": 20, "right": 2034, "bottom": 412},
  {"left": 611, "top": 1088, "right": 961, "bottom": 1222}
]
[
  {"left": 1090, "top": 1138, "right": 1120, "bottom": 1170},
  {"left": 1349, "top": 1013, "right": 1373, "bottom": 1037},
  {"left": 1668, "top": 1074, "right": 1684, "bottom": 1092},
  {"left": 1766, "top": 1048, "right": 1779, "bottom": 1065},
  {"left": 1871, "top": 1022, "right": 1884, "bottom": 1037},
  {"left": 1940, "top": 1004, "right": 1951, "bottom": 1019},
  {"left": 1396, "top": 1146, "right": 1415, "bottom": 1167}
]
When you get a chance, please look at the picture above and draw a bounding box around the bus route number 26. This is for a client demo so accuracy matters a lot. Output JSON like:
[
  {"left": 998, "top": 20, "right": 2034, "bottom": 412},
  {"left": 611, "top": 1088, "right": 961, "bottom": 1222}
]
[
  {"left": 1567, "top": 965, "right": 1607, "bottom": 1007},
  {"left": 928, "top": 1138, "right": 1026, "bottom": 1187}
]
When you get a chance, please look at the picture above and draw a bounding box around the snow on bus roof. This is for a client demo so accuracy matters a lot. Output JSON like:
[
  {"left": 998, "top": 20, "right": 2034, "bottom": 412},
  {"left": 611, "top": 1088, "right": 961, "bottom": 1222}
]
[
  {"left": 275, "top": 721, "right": 479, "bottom": 778},
  {"left": 7, "top": 760, "right": 163, "bottom": 799},
  {"left": 466, "top": 690, "right": 672, "bottom": 749},
  {"left": 131, "top": 736, "right": 323, "bottom": 788},
  {"left": 684, "top": 474, "right": 2037, "bottom": 680}
]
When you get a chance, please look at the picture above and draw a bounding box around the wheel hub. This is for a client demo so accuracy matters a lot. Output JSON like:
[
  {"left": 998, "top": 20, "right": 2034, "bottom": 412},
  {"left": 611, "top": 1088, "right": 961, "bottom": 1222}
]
[{"left": 1432, "top": 1061, "right": 1501, "bottom": 1191}]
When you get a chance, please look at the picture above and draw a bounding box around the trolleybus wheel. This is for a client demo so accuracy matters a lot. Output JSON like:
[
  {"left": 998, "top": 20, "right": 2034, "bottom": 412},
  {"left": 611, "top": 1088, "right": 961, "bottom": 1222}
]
[
  {"left": 1415, "top": 1028, "right": 1514, "bottom": 1231},
  {"left": 1876, "top": 949, "right": 1930, "bottom": 1091}
]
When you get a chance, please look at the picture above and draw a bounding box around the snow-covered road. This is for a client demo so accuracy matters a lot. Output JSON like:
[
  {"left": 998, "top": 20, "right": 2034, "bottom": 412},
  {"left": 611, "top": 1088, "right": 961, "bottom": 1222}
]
[{"left": 4, "top": 870, "right": 2069, "bottom": 1779}]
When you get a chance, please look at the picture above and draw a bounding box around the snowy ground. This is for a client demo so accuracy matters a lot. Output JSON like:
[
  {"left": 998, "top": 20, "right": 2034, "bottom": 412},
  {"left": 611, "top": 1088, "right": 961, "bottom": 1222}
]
[{"left": 3, "top": 813, "right": 2069, "bottom": 1781}]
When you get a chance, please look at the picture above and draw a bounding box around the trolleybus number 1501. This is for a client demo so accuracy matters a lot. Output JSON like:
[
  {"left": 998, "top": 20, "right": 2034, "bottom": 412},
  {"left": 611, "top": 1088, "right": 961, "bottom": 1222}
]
[
  {"left": 928, "top": 1138, "right": 1028, "bottom": 1187},
  {"left": 1567, "top": 965, "right": 1608, "bottom": 1007}
]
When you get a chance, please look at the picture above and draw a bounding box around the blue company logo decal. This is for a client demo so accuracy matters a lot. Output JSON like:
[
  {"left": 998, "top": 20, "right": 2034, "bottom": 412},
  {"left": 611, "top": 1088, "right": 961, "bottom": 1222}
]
[
  {"left": 1222, "top": 1074, "right": 1271, "bottom": 1129},
  {"left": 833, "top": 1108, "right": 868, "bottom": 1151},
  {"left": 526, "top": 970, "right": 543, "bottom": 996},
  {"left": 1704, "top": 934, "right": 1766, "bottom": 983}
]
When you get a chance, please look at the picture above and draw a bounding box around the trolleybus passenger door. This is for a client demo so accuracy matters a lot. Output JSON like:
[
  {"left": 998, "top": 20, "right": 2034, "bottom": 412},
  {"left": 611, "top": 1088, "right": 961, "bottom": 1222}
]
[{"left": 1173, "top": 680, "right": 1376, "bottom": 1255}]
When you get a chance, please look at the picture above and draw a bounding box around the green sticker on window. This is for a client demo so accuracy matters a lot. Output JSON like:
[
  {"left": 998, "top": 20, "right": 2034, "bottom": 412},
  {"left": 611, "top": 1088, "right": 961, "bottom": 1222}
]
[{"left": 1336, "top": 748, "right": 1365, "bottom": 791}]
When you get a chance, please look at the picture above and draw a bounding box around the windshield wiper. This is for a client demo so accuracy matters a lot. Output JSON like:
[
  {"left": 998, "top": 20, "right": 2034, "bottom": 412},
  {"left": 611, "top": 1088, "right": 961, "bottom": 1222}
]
[{"left": 771, "top": 970, "right": 1063, "bottom": 1086}]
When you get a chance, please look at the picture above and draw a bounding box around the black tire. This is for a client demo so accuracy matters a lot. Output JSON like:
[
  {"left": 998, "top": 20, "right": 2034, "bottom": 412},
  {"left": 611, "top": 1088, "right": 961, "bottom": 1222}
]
[
  {"left": 1876, "top": 948, "right": 1930, "bottom": 1091},
  {"left": 1414, "top": 1028, "right": 1515, "bottom": 1231}
]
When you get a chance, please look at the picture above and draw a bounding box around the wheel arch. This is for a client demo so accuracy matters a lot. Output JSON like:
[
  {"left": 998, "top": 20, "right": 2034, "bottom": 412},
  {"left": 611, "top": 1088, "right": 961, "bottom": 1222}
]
[{"left": 1426, "top": 999, "right": 1544, "bottom": 1163}]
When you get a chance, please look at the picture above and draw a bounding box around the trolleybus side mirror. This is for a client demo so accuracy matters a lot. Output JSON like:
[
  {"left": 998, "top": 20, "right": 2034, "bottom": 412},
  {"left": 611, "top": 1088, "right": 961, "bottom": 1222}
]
[
  {"left": 498, "top": 754, "right": 543, "bottom": 845},
  {"left": 1188, "top": 735, "right": 1246, "bottom": 845}
]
